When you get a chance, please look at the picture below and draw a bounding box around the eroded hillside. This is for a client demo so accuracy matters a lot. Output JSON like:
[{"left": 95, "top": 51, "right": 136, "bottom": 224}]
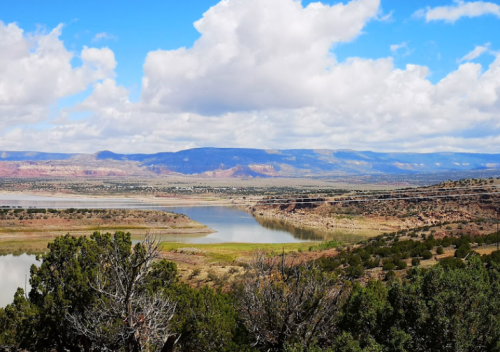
[{"left": 251, "top": 178, "right": 500, "bottom": 236}]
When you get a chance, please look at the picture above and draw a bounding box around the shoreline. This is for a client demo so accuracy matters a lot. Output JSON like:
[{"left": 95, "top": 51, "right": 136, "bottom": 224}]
[{"left": 0, "top": 208, "right": 214, "bottom": 246}]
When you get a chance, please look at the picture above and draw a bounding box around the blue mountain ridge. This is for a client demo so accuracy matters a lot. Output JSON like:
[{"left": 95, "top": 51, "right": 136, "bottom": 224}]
[
  {"left": 0, "top": 151, "right": 76, "bottom": 162},
  {"left": 1, "top": 148, "right": 500, "bottom": 177},
  {"left": 95, "top": 148, "right": 500, "bottom": 176}
]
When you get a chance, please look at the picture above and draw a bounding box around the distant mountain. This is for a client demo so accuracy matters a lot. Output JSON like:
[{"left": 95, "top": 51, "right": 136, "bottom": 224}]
[
  {"left": 0, "top": 148, "right": 500, "bottom": 178},
  {"left": 0, "top": 151, "right": 76, "bottom": 162},
  {"left": 95, "top": 148, "right": 500, "bottom": 177}
]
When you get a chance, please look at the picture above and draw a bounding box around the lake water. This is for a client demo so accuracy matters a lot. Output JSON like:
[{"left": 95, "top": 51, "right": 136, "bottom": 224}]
[
  {"left": 0, "top": 195, "right": 372, "bottom": 306},
  {"left": 0, "top": 254, "right": 38, "bottom": 307}
]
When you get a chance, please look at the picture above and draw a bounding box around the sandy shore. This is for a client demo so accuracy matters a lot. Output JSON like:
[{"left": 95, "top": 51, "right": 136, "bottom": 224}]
[{"left": 0, "top": 208, "right": 213, "bottom": 244}]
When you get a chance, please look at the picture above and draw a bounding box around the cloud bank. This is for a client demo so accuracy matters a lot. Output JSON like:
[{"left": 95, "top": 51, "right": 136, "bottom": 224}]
[
  {"left": 0, "top": 22, "right": 115, "bottom": 131},
  {"left": 1, "top": 0, "right": 500, "bottom": 154}
]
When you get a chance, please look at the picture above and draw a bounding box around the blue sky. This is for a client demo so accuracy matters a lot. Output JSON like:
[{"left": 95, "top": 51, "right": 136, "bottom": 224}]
[
  {"left": 3, "top": 0, "right": 497, "bottom": 87},
  {"left": 0, "top": 0, "right": 499, "bottom": 153}
]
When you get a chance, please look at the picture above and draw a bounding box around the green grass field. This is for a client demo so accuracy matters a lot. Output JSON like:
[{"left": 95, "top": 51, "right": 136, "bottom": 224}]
[{"left": 161, "top": 241, "right": 338, "bottom": 263}]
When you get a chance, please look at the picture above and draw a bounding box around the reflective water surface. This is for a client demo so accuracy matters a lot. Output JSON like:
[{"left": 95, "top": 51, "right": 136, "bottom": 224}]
[
  {"left": 0, "top": 254, "right": 38, "bottom": 307},
  {"left": 159, "top": 206, "right": 316, "bottom": 243},
  {"left": 0, "top": 195, "right": 375, "bottom": 306},
  {"left": 0, "top": 195, "right": 372, "bottom": 244}
]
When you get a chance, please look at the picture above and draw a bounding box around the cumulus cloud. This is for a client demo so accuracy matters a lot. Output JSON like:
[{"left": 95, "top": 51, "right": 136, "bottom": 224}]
[
  {"left": 141, "top": 0, "right": 381, "bottom": 114},
  {"left": 415, "top": 0, "right": 500, "bottom": 23},
  {"left": 12, "top": 52, "right": 499, "bottom": 154},
  {"left": 2, "top": 0, "right": 500, "bottom": 154},
  {"left": 0, "top": 22, "right": 116, "bottom": 130}
]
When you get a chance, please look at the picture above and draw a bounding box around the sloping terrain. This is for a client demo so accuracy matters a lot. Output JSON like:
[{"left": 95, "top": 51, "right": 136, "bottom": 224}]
[
  {"left": 251, "top": 178, "right": 500, "bottom": 235},
  {"left": 97, "top": 148, "right": 500, "bottom": 176},
  {"left": 1, "top": 148, "right": 500, "bottom": 178}
]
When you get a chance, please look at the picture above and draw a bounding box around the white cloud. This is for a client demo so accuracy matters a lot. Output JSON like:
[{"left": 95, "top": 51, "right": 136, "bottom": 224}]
[
  {"left": 2, "top": 0, "right": 500, "bottom": 155},
  {"left": 92, "top": 32, "right": 117, "bottom": 43},
  {"left": 11, "top": 52, "right": 499, "bottom": 154},
  {"left": 376, "top": 10, "right": 393, "bottom": 22},
  {"left": 415, "top": 0, "right": 500, "bottom": 23},
  {"left": 141, "top": 0, "right": 381, "bottom": 114},
  {"left": 0, "top": 22, "right": 116, "bottom": 130},
  {"left": 390, "top": 41, "right": 412, "bottom": 56},
  {"left": 458, "top": 43, "right": 491, "bottom": 62}
]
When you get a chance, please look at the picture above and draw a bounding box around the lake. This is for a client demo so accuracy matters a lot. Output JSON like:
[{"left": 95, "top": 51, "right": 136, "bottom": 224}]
[
  {"left": 0, "top": 254, "right": 38, "bottom": 307},
  {"left": 0, "top": 195, "right": 373, "bottom": 306}
]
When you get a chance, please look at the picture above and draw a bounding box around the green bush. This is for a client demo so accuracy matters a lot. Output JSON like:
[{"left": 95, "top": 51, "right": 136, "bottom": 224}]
[
  {"left": 455, "top": 244, "right": 471, "bottom": 258},
  {"left": 421, "top": 250, "right": 433, "bottom": 260},
  {"left": 412, "top": 258, "right": 421, "bottom": 266},
  {"left": 346, "top": 265, "right": 365, "bottom": 278},
  {"left": 436, "top": 246, "right": 444, "bottom": 255},
  {"left": 348, "top": 254, "right": 362, "bottom": 267},
  {"left": 441, "top": 236, "right": 453, "bottom": 247},
  {"left": 363, "top": 258, "right": 379, "bottom": 269},
  {"left": 482, "top": 250, "right": 500, "bottom": 266},
  {"left": 385, "top": 270, "right": 396, "bottom": 281},
  {"left": 439, "top": 257, "right": 466, "bottom": 269},
  {"left": 383, "top": 262, "right": 396, "bottom": 271},
  {"left": 396, "top": 260, "right": 407, "bottom": 270}
]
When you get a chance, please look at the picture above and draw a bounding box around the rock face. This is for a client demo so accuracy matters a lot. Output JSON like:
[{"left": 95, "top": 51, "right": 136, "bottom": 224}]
[
  {"left": 1, "top": 148, "right": 500, "bottom": 178},
  {"left": 252, "top": 182, "right": 500, "bottom": 235},
  {"left": 249, "top": 180, "right": 500, "bottom": 236}
]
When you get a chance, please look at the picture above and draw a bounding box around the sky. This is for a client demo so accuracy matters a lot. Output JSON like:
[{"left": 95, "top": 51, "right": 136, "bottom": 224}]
[{"left": 0, "top": 0, "right": 500, "bottom": 154}]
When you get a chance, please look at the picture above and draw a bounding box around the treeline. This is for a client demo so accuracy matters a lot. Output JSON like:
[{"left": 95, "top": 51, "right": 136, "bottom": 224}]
[{"left": 2, "top": 232, "right": 500, "bottom": 351}]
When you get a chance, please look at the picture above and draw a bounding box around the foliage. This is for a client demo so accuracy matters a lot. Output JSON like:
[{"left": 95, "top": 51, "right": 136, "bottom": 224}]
[
  {"left": 421, "top": 250, "right": 433, "bottom": 260},
  {"left": 169, "top": 285, "right": 250, "bottom": 352},
  {"left": 236, "top": 251, "right": 347, "bottom": 351},
  {"left": 455, "top": 243, "right": 472, "bottom": 258},
  {"left": 64, "top": 232, "right": 177, "bottom": 352},
  {"left": 2, "top": 232, "right": 179, "bottom": 352},
  {"left": 439, "top": 257, "right": 466, "bottom": 269},
  {"left": 4, "top": 230, "right": 500, "bottom": 351}
]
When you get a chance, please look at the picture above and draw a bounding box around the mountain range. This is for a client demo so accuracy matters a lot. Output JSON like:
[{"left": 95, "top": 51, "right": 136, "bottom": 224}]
[{"left": 0, "top": 148, "right": 499, "bottom": 178}]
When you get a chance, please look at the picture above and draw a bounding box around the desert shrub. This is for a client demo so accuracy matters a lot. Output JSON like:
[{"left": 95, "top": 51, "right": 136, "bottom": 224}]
[
  {"left": 206, "top": 269, "right": 218, "bottom": 282},
  {"left": 482, "top": 250, "right": 500, "bottom": 266},
  {"left": 364, "top": 258, "right": 380, "bottom": 269},
  {"left": 412, "top": 258, "right": 421, "bottom": 266},
  {"left": 436, "top": 246, "right": 444, "bottom": 255},
  {"left": 348, "top": 254, "right": 362, "bottom": 267},
  {"left": 396, "top": 260, "right": 407, "bottom": 270},
  {"left": 383, "top": 262, "right": 396, "bottom": 271},
  {"left": 190, "top": 268, "right": 201, "bottom": 278},
  {"left": 358, "top": 251, "right": 371, "bottom": 261},
  {"left": 441, "top": 236, "right": 453, "bottom": 247},
  {"left": 421, "top": 250, "right": 433, "bottom": 260},
  {"left": 455, "top": 244, "right": 471, "bottom": 258},
  {"left": 346, "top": 265, "right": 365, "bottom": 278},
  {"left": 385, "top": 270, "right": 396, "bottom": 281},
  {"left": 410, "top": 244, "right": 426, "bottom": 257},
  {"left": 317, "top": 256, "right": 341, "bottom": 271},
  {"left": 439, "top": 257, "right": 466, "bottom": 270}
]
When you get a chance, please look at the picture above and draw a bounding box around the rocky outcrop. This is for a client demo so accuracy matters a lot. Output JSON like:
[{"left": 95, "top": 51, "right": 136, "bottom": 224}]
[{"left": 252, "top": 185, "right": 500, "bottom": 234}]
